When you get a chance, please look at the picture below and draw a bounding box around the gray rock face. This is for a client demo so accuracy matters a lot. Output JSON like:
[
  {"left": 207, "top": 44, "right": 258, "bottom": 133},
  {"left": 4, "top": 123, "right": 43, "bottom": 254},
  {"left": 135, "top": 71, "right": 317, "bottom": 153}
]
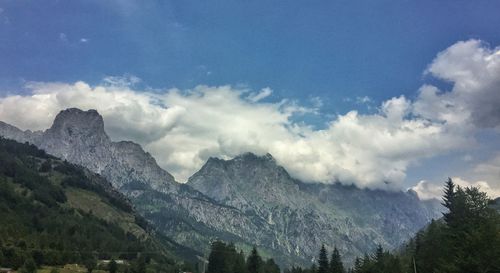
[
  {"left": 0, "top": 108, "right": 443, "bottom": 267},
  {"left": 2, "top": 108, "right": 176, "bottom": 192},
  {"left": 0, "top": 121, "right": 41, "bottom": 143},
  {"left": 188, "top": 153, "right": 443, "bottom": 264}
]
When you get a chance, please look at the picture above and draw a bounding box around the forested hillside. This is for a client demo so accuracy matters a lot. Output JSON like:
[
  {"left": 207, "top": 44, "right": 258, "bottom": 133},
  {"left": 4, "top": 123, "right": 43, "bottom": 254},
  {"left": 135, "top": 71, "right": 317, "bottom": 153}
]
[
  {"left": 0, "top": 138, "right": 195, "bottom": 272},
  {"left": 393, "top": 179, "right": 500, "bottom": 273}
]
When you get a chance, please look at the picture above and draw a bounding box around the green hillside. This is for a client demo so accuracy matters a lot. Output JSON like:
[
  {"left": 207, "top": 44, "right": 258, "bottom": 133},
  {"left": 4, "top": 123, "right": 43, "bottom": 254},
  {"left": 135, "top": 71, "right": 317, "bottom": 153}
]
[{"left": 0, "top": 138, "right": 197, "bottom": 272}]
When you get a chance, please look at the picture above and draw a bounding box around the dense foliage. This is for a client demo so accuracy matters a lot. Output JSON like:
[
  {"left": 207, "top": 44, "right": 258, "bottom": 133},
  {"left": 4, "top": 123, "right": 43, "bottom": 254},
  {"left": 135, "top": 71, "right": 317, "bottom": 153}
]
[
  {"left": 0, "top": 138, "right": 181, "bottom": 272},
  {"left": 206, "top": 241, "right": 280, "bottom": 273},
  {"left": 395, "top": 178, "right": 500, "bottom": 273}
]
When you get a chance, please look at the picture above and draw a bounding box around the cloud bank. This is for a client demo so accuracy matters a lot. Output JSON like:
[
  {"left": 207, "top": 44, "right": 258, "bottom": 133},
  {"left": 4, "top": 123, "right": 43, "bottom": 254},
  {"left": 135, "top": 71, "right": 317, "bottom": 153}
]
[
  {"left": 412, "top": 176, "right": 500, "bottom": 201},
  {"left": 0, "top": 40, "right": 499, "bottom": 191}
]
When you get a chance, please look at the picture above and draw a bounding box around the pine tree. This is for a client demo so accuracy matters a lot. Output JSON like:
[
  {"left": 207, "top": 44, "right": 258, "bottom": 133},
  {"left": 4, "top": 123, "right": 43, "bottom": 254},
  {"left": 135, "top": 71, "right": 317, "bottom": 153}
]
[
  {"left": 372, "top": 245, "right": 384, "bottom": 273},
  {"left": 329, "top": 247, "right": 344, "bottom": 273},
  {"left": 208, "top": 241, "right": 230, "bottom": 273},
  {"left": 442, "top": 178, "right": 456, "bottom": 225},
  {"left": 309, "top": 263, "right": 317, "bottom": 273},
  {"left": 317, "top": 245, "right": 329, "bottom": 273},
  {"left": 361, "top": 253, "right": 371, "bottom": 271},
  {"left": 247, "top": 247, "right": 263, "bottom": 273},
  {"left": 442, "top": 178, "right": 455, "bottom": 208},
  {"left": 263, "top": 259, "right": 280, "bottom": 273},
  {"left": 353, "top": 257, "right": 362, "bottom": 273},
  {"left": 233, "top": 251, "right": 248, "bottom": 273}
]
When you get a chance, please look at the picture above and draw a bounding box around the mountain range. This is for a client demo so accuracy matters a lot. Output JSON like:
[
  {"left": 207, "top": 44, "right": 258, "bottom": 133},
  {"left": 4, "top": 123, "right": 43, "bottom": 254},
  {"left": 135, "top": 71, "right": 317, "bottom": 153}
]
[{"left": 0, "top": 108, "right": 443, "bottom": 266}]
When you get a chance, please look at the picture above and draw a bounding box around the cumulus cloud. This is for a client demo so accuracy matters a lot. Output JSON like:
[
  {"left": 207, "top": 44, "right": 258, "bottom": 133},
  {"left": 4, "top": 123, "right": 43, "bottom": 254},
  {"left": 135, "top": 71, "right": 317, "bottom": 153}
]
[
  {"left": 0, "top": 80, "right": 468, "bottom": 187},
  {"left": 0, "top": 80, "right": 185, "bottom": 144},
  {"left": 411, "top": 177, "right": 500, "bottom": 200},
  {"left": 0, "top": 39, "right": 499, "bottom": 190},
  {"left": 473, "top": 153, "right": 500, "bottom": 188},
  {"left": 412, "top": 152, "right": 500, "bottom": 200},
  {"left": 415, "top": 40, "right": 500, "bottom": 129},
  {"left": 453, "top": 177, "right": 500, "bottom": 199},
  {"left": 410, "top": 181, "right": 444, "bottom": 200}
]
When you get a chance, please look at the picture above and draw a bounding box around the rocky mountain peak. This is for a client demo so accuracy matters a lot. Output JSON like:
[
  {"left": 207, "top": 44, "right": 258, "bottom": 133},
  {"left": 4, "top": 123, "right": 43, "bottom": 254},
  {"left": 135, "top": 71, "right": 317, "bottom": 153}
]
[
  {"left": 197, "top": 152, "right": 289, "bottom": 183},
  {"left": 48, "top": 108, "right": 107, "bottom": 140},
  {"left": 234, "top": 152, "right": 276, "bottom": 163},
  {"left": 0, "top": 108, "right": 176, "bottom": 192}
]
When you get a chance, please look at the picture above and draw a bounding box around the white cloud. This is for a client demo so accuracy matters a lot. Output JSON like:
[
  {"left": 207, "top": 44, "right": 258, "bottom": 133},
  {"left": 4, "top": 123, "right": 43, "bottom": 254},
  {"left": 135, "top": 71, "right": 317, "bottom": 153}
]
[
  {"left": 411, "top": 177, "right": 500, "bottom": 200},
  {"left": 410, "top": 180, "right": 444, "bottom": 200},
  {"left": 416, "top": 40, "right": 500, "bottom": 129},
  {"left": 473, "top": 153, "right": 500, "bottom": 188},
  {"left": 0, "top": 40, "right": 499, "bottom": 190},
  {"left": 0, "top": 80, "right": 468, "bottom": 188},
  {"left": 453, "top": 177, "right": 500, "bottom": 199},
  {"left": 247, "top": 87, "right": 273, "bottom": 102}
]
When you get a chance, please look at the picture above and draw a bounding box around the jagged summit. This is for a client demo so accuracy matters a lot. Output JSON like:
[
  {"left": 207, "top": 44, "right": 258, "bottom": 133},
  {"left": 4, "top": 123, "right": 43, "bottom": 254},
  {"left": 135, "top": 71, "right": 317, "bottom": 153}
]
[
  {"left": 204, "top": 152, "right": 281, "bottom": 173},
  {"left": 206, "top": 152, "right": 276, "bottom": 163},
  {"left": 48, "top": 108, "right": 107, "bottom": 138},
  {"left": 0, "top": 107, "right": 176, "bottom": 192},
  {"left": 188, "top": 151, "right": 302, "bottom": 212},
  {"left": 234, "top": 152, "right": 276, "bottom": 161},
  {"left": 196, "top": 152, "right": 290, "bottom": 185}
]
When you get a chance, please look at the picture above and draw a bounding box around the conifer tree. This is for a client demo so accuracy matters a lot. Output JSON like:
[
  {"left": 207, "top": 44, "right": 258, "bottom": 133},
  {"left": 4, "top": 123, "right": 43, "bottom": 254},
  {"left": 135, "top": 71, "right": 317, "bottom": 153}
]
[
  {"left": 263, "top": 259, "right": 280, "bottom": 273},
  {"left": 208, "top": 241, "right": 230, "bottom": 273},
  {"left": 234, "top": 251, "right": 248, "bottom": 273},
  {"left": 353, "top": 257, "right": 362, "bottom": 273},
  {"left": 247, "top": 247, "right": 263, "bottom": 273},
  {"left": 442, "top": 178, "right": 456, "bottom": 225},
  {"left": 442, "top": 178, "right": 455, "bottom": 208},
  {"left": 309, "top": 263, "right": 317, "bottom": 273},
  {"left": 317, "top": 245, "right": 329, "bottom": 273},
  {"left": 329, "top": 247, "right": 344, "bottom": 273}
]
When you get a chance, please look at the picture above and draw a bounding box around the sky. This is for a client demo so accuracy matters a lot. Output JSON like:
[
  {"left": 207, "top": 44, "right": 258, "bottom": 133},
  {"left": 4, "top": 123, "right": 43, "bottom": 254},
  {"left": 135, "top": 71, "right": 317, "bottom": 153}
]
[{"left": 0, "top": 0, "right": 499, "bottom": 199}]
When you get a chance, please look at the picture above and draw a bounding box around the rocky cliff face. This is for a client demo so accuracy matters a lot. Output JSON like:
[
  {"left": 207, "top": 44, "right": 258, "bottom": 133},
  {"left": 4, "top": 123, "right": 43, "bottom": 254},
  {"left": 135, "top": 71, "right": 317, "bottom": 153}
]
[
  {"left": 0, "top": 108, "right": 443, "bottom": 267},
  {"left": 2, "top": 108, "right": 176, "bottom": 192},
  {"left": 188, "top": 153, "right": 443, "bottom": 264}
]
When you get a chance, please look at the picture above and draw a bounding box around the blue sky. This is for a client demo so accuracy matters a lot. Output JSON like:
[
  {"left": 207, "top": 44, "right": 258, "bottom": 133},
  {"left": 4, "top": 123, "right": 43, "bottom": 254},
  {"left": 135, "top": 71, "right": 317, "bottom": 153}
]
[
  {"left": 1, "top": 0, "right": 500, "bottom": 196},
  {"left": 2, "top": 0, "right": 500, "bottom": 107}
]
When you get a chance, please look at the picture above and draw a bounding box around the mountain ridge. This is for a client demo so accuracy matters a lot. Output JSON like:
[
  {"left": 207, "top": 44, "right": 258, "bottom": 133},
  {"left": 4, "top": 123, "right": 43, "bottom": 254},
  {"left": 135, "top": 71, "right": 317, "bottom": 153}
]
[{"left": 0, "top": 108, "right": 444, "bottom": 267}]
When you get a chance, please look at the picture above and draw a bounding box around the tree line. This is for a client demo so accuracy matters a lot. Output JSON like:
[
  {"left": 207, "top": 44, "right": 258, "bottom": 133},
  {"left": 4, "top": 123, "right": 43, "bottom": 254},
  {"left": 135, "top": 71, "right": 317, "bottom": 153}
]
[
  {"left": 395, "top": 178, "right": 500, "bottom": 273},
  {"left": 206, "top": 241, "right": 280, "bottom": 273}
]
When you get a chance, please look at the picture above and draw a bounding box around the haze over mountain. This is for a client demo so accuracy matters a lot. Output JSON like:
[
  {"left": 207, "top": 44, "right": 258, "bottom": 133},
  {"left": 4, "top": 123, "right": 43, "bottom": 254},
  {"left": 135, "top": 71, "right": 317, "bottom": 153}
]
[{"left": 0, "top": 108, "right": 442, "bottom": 266}]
